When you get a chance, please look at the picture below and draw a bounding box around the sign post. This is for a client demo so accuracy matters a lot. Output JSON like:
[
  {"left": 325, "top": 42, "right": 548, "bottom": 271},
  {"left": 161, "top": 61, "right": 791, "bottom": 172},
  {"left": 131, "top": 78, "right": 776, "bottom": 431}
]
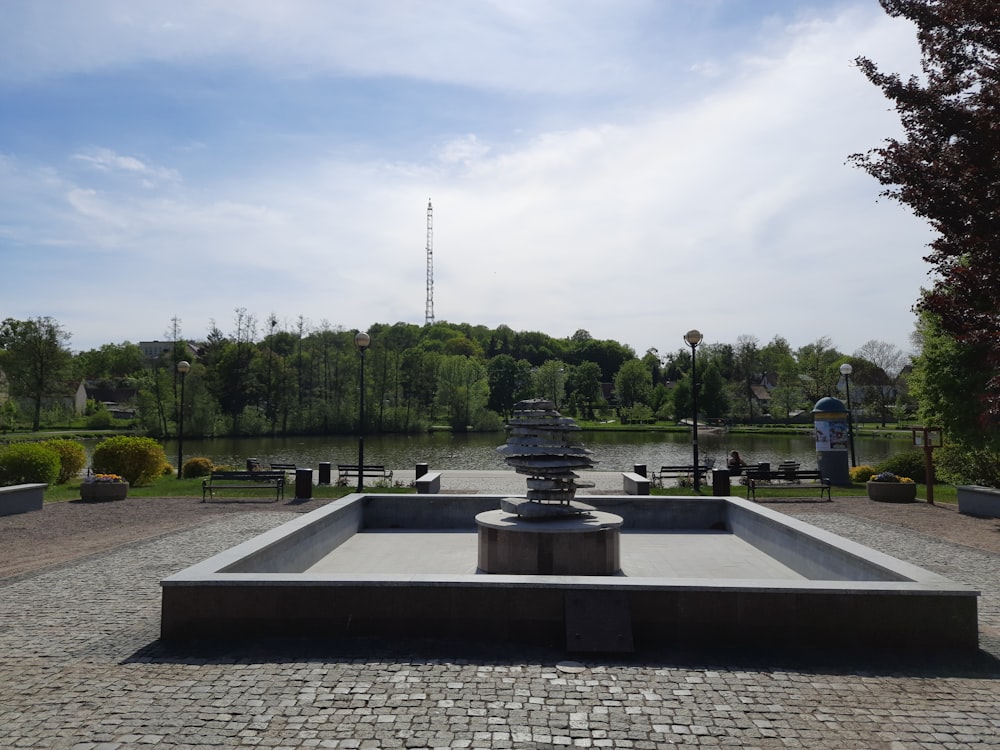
[{"left": 911, "top": 427, "right": 943, "bottom": 505}]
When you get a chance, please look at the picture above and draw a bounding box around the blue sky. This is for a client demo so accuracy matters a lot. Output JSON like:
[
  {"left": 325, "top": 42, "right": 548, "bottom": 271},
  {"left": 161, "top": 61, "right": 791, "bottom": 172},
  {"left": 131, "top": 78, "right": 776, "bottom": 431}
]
[{"left": 1, "top": 0, "right": 931, "bottom": 357}]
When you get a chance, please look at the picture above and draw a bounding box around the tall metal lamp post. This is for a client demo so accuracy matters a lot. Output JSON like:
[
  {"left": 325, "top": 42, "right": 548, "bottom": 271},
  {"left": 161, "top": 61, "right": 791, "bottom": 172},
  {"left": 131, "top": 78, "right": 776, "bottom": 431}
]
[
  {"left": 840, "top": 363, "right": 857, "bottom": 467},
  {"left": 354, "top": 331, "right": 371, "bottom": 492},
  {"left": 684, "top": 329, "right": 704, "bottom": 492},
  {"left": 176, "top": 360, "right": 191, "bottom": 479}
]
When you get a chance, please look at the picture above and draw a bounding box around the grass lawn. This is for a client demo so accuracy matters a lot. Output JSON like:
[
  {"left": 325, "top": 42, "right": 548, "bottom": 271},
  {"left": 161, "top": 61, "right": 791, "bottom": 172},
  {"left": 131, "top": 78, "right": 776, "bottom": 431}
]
[
  {"left": 42, "top": 476, "right": 406, "bottom": 503},
  {"left": 653, "top": 482, "right": 957, "bottom": 504}
]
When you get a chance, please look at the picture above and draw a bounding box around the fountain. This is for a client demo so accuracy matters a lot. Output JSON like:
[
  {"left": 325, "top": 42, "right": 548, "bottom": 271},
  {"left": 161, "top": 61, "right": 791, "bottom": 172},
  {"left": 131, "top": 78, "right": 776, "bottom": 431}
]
[
  {"left": 477, "top": 399, "right": 622, "bottom": 575},
  {"left": 160, "top": 406, "right": 980, "bottom": 651}
]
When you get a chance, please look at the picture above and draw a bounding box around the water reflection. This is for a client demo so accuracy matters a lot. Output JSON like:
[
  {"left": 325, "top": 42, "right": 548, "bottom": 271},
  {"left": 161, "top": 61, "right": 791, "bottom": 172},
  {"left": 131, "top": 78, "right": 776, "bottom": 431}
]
[{"left": 154, "top": 430, "right": 908, "bottom": 472}]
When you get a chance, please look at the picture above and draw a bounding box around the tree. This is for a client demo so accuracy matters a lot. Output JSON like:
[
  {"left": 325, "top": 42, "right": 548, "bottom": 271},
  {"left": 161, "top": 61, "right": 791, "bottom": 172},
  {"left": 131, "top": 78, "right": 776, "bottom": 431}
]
[
  {"left": 613, "top": 359, "right": 651, "bottom": 411},
  {"left": 532, "top": 360, "right": 567, "bottom": 408},
  {"left": 486, "top": 354, "right": 531, "bottom": 420},
  {"left": 732, "top": 335, "right": 762, "bottom": 424},
  {"left": 909, "top": 312, "right": 990, "bottom": 444},
  {"left": 853, "top": 339, "right": 910, "bottom": 425},
  {"left": 434, "top": 355, "right": 489, "bottom": 432},
  {"left": 0, "top": 317, "right": 73, "bottom": 430},
  {"left": 851, "top": 0, "right": 1000, "bottom": 427},
  {"left": 795, "top": 337, "right": 842, "bottom": 405},
  {"left": 565, "top": 361, "right": 603, "bottom": 419},
  {"left": 74, "top": 342, "right": 145, "bottom": 380}
]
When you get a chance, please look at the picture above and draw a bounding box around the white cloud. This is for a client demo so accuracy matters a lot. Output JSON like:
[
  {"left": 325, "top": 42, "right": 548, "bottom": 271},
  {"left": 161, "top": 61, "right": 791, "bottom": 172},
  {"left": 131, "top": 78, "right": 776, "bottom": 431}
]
[{"left": 0, "top": 1, "right": 932, "bottom": 357}]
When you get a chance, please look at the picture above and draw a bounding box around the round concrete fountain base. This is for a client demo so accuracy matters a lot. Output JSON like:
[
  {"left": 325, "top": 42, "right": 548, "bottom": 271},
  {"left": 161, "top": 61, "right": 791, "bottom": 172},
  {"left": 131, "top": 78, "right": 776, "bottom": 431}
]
[{"left": 475, "top": 509, "right": 623, "bottom": 575}]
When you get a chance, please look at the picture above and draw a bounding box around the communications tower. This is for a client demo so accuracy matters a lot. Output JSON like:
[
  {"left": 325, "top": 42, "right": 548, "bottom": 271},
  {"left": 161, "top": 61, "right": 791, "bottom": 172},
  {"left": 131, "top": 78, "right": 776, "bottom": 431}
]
[{"left": 425, "top": 199, "right": 435, "bottom": 325}]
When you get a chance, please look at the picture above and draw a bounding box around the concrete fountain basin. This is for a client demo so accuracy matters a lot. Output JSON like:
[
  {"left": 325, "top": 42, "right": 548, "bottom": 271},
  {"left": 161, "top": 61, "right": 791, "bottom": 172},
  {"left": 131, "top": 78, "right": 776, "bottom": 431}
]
[{"left": 160, "top": 494, "right": 979, "bottom": 652}]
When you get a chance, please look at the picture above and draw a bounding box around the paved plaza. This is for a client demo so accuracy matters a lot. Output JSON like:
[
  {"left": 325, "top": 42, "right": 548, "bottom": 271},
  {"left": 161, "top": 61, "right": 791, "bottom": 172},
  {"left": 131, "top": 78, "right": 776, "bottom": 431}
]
[{"left": 1, "top": 477, "right": 999, "bottom": 748}]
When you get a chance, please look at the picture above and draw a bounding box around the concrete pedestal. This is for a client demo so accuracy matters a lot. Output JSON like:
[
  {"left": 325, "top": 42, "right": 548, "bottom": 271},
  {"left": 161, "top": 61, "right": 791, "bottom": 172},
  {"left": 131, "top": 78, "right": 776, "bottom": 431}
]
[
  {"left": 475, "top": 509, "right": 623, "bottom": 575},
  {"left": 0, "top": 483, "right": 46, "bottom": 516}
]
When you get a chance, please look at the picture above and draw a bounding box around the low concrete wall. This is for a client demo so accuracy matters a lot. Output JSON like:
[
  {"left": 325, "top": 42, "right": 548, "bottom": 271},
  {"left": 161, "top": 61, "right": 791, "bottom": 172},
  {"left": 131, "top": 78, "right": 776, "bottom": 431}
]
[
  {"left": 0, "top": 483, "right": 46, "bottom": 516},
  {"left": 957, "top": 485, "right": 1000, "bottom": 519},
  {"left": 727, "top": 498, "right": 913, "bottom": 582}
]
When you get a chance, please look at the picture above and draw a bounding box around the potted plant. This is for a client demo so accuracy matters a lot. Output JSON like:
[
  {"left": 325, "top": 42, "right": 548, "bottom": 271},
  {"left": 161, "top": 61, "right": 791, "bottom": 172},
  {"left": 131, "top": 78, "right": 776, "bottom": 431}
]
[
  {"left": 866, "top": 471, "right": 917, "bottom": 503},
  {"left": 80, "top": 473, "right": 129, "bottom": 502}
]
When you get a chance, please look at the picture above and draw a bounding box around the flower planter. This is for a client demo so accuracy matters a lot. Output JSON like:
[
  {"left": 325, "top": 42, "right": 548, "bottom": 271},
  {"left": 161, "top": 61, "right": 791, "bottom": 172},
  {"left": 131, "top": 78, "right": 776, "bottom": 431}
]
[
  {"left": 956, "top": 485, "right": 1000, "bottom": 518},
  {"left": 867, "top": 481, "right": 917, "bottom": 503},
  {"left": 80, "top": 481, "right": 129, "bottom": 502}
]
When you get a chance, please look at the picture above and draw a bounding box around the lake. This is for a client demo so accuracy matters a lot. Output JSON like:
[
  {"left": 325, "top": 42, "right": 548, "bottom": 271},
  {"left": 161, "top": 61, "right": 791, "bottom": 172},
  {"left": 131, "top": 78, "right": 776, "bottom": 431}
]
[{"left": 153, "top": 430, "right": 909, "bottom": 473}]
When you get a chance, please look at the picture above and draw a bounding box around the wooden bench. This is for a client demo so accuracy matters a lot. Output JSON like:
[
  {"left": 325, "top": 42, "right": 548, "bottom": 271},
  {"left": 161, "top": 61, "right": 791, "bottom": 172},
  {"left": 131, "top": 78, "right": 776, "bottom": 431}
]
[
  {"left": 202, "top": 470, "right": 286, "bottom": 502},
  {"left": 651, "top": 465, "right": 712, "bottom": 488},
  {"left": 622, "top": 471, "right": 651, "bottom": 495},
  {"left": 746, "top": 469, "right": 831, "bottom": 502},
  {"left": 269, "top": 463, "right": 297, "bottom": 476},
  {"left": 336, "top": 464, "right": 394, "bottom": 485}
]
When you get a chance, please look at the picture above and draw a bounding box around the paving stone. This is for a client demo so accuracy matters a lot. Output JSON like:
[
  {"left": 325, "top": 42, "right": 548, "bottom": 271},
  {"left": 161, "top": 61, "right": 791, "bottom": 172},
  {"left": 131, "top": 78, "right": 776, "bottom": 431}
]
[{"left": 1, "top": 509, "right": 999, "bottom": 748}]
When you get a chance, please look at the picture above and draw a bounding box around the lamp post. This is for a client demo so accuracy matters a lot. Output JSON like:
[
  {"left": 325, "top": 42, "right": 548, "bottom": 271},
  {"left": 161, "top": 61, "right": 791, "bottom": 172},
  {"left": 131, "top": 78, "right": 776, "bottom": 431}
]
[
  {"left": 176, "top": 360, "right": 191, "bottom": 479},
  {"left": 840, "top": 363, "right": 857, "bottom": 467},
  {"left": 684, "top": 329, "right": 704, "bottom": 492},
  {"left": 354, "top": 331, "right": 371, "bottom": 492}
]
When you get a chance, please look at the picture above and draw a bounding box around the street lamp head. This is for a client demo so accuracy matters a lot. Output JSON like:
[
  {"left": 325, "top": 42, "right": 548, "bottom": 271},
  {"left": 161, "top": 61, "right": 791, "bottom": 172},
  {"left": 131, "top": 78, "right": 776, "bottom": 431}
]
[
  {"left": 840, "top": 363, "right": 853, "bottom": 376},
  {"left": 683, "top": 329, "right": 703, "bottom": 348},
  {"left": 354, "top": 331, "right": 371, "bottom": 350},
  {"left": 177, "top": 360, "right": 191, "bottom": 375}
]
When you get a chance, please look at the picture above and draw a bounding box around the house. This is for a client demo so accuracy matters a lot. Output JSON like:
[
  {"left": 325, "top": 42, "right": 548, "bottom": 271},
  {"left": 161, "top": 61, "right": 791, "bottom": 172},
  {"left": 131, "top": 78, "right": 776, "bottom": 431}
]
[
  {"left": 750, "top": 383, "right": 772, "bottom": 413},
  {"left": 138, "top": 340, "right": 199, "bottom": 362},
  {"left": 74, "top": 380, "right": 139, "bottom": 417}
]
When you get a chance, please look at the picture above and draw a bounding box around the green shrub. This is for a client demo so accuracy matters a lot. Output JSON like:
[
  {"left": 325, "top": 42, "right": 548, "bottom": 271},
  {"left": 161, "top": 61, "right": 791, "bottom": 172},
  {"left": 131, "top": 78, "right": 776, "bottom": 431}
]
[
  {"left": 41, "top": 439, "right": 88, "bottom": 484},
  {"left": 935, "top": 443, "right": 1000, "bottom": 487},
  {"left": 91, "top": 436, "right": 167, "bottom": 487},
  {"left": 0, "top": 443, "right": 60, "bottom": 485},
  {"left": 181, "top": 456, "right": 214, "bottom": 478},
  {"left": 876, "top": 450, "right": 927, "bottom": 484},
  {"left": 849, "top": 464, "right": 877, "bottom": 483},
  {"left": 85, "top": 410, "right": 113, "bottom": 429}
]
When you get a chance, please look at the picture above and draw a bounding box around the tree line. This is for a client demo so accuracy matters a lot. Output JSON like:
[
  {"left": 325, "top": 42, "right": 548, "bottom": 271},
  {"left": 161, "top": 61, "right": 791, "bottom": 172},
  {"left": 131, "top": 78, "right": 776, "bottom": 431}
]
[{"left": 0, "top": 312, "right": 912, "bottom": 438}]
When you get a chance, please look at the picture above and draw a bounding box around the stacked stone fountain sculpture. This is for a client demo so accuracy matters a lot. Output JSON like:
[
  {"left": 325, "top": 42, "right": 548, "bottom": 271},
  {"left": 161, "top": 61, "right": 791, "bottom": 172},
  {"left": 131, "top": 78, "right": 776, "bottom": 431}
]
[
  {"left": 497, "top": 398, "right": 597, "bottom": 517},
  {"left": 475, "top": 399, "right": 623, "bottom": 575}
]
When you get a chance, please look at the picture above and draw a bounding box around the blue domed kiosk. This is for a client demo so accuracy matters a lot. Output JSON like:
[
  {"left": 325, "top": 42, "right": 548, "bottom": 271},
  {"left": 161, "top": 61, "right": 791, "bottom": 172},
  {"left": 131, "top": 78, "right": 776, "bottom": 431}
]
[{"left": 812, "top": 396, "right": 851, "bottom": 486}]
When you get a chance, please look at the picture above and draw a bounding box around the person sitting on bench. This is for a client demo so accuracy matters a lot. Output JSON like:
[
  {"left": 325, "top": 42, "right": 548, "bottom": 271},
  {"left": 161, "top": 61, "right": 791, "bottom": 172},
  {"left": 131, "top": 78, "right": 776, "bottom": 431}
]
[{"left": 727, "top": 450, "right": 748, "bottom": 476}]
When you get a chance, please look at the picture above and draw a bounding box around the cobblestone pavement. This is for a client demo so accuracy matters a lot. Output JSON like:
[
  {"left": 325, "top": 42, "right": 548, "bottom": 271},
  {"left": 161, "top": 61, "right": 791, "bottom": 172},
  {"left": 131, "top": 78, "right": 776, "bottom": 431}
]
[{"left": 2, "top": 506, "right": 999, "bottom": 749}]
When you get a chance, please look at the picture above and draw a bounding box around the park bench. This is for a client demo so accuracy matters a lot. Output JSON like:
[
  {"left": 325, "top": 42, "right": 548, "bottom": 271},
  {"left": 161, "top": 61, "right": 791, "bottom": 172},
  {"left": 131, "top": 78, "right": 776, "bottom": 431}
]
[
  {"left": 202, "top": 470, "right": 286, "bottom": 502},
  {"left": 745, "top": 468, "right": 831, "bottom": 502},
  {"left": 651, "top": 465, "right": 713, "bottom": 488},
  {"left": 336, "top": 464, "right": 394, "bottom": 485},
  {"left": 269, "top": 463, "right": 297, "bottom": 476}
]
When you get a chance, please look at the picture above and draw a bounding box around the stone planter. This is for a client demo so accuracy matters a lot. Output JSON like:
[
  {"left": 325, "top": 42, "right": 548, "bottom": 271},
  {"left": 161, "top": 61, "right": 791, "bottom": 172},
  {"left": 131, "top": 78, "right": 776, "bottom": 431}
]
[
  {"left": 956, "top": 485, "right": 1000, "bottom": 518},
  {"left": 80, "top": 481, "right": 129, "bottom": 502},
  {"left": 867, "top": 481, "right": 917, "bottom": 503}
]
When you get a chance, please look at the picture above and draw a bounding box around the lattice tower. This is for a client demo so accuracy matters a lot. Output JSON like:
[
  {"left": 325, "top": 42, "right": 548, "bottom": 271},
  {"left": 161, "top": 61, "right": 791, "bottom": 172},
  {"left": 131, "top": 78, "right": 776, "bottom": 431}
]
[{"left": 425, "top": 199, "right": 435, "bottom": 325}]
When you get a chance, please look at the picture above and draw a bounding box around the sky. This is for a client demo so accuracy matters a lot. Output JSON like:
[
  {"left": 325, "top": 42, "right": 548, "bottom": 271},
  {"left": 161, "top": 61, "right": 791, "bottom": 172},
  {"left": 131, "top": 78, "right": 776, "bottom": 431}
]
[{"left": 0, "top": 0, "right": 933, "bottom": 358}]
